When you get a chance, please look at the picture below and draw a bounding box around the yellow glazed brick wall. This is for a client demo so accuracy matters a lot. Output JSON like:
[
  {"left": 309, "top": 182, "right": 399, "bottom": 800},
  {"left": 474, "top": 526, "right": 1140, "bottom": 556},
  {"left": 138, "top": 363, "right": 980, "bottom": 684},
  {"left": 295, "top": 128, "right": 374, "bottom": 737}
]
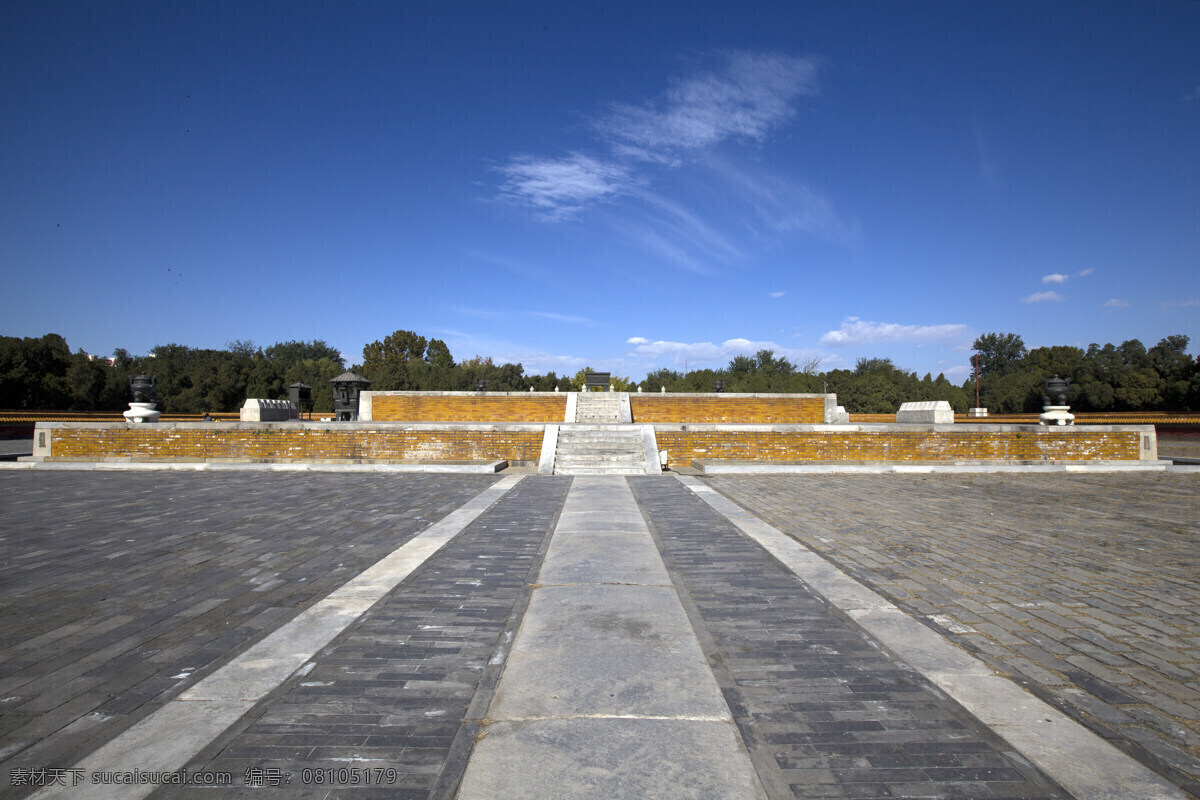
[
  {"left": 371, "top": 395, "right": 567, "bottom": 422},
  {"left": 48, "top": 428, "right": 543, "bottom": 462},
  {"left": 631, "top": 396, "right": 825, "bottom": 424},
  {"left": 654, "top": 429, "right": 1143, "bottom": 463}
]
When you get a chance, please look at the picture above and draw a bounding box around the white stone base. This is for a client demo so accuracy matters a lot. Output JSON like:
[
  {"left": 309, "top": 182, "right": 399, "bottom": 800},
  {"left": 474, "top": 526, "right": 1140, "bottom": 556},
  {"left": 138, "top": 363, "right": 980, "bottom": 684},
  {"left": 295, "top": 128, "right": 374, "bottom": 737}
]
[
  {"left": 241, "top": 398, "right": 298, "bottom": 422},
  {"left": 897, "top": 400, "right": 954, "bottom": 424},
  {"left": 1039, "top": 406, "right": 1075, "bottom": 426},
  {"left": 124, "top": 402, "right": 161, "bottom": 423},
  {"left": 968, "top": 408, "right": 988, "bottom": 418}
]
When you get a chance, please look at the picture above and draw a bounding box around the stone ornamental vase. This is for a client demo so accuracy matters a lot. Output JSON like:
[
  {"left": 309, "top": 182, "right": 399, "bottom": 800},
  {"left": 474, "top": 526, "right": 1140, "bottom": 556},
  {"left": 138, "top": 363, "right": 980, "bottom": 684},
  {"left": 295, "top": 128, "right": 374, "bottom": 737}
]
[
  {"left": 124, "top": 373, "right": 161, "bottom": 424},
  {"left": 1041, "top": 374, "right": 1070, "bottom": 406},
  {"left": 1039, "top": 374, "right": 1074, "bottom": 426}
]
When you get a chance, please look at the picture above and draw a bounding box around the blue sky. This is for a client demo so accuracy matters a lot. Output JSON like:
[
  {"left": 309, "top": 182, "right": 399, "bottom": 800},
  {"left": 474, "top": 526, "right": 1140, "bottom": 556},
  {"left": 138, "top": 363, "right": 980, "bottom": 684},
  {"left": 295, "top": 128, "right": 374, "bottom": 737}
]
[{"left": 3, "top": 1, "right": 1198, "bottom": 382}]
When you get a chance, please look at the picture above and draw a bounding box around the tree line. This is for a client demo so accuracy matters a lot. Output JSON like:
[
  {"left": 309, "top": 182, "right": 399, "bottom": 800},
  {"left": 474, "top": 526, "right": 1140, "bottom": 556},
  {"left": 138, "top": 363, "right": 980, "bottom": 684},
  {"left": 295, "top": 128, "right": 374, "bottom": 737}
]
[
  {"left": 1, "top": 329, "right": 1196, "bottom": 415},
  {"left": 0, "top": 334, "right": 345, "bottom": 414}
]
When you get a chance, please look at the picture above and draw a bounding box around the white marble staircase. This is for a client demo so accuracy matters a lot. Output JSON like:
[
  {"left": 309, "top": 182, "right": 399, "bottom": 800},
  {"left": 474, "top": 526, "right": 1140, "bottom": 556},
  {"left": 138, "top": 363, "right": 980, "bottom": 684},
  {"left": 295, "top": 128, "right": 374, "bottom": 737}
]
[
  {"left": 573, "top": 391, "right": 624, "bottom": 423},
  {"left": 538, "top": 392, "right": 661, "bottom": 475},
  {"left": 552, "top": 425, "right": 653, "bottom": 475}
]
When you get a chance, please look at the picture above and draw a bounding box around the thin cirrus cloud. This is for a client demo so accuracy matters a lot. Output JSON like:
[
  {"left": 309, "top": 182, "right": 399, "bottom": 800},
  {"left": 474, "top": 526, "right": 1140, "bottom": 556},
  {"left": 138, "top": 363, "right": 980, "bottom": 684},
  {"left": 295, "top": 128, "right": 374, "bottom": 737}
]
[
  {"left": 1103, "top": 299, "right": 1130, "bottom": 310},
  {"left": 819, "top": 318, "right": 969, "bottom": 347},
  {"left": 528, "top": 311, "right": 597, "bottom": 326},
  {"left": 1021, "top": 291, "right": 1065, "bottom": 304},
  {"left": 450, "top": 305, "right": 597, "bottom": 326},
  {"left": 625, "top": 336, "right": 825, "bottom": 369},
  {"left": 492, "top": 51, "right": 849, "bottom": 265},
  {"left": 495, "top": 154, "right": 629, "bottom": 220},
  {"left": 594, "top": 51, "right": 818, "bottom": 159}
]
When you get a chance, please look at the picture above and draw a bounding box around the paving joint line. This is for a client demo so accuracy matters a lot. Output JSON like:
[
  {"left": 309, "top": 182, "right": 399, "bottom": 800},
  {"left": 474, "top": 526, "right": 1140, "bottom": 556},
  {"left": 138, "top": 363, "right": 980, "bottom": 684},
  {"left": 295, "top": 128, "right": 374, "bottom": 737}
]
[
  {"left": 28, "top": 475, "right": 526, "bottom": 800},
  {"left": 633, "top": 482, "right": 797, "bottom": 800},
  {"left": 675, "top": 473, "right": 1190, "bottom": 800},
  {"left": 428, "top": 476, "right": 572, "bottom": 800}
]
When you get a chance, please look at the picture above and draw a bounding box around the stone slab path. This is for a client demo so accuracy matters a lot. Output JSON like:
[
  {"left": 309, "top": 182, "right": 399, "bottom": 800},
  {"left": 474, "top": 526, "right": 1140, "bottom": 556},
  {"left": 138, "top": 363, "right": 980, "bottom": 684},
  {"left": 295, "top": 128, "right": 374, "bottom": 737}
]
[
  {"left": 1, "top": 471, "right": 1197, "bottom": 799},
  {"left": 457, "top": 477, "right": 764, "bottom": 800}
]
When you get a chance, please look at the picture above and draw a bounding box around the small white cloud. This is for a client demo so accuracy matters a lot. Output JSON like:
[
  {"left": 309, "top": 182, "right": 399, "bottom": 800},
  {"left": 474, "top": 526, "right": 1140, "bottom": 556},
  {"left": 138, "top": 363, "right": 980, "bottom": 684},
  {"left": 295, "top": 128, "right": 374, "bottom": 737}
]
[
  {"left": 1164, "top": 298, "right": 1199, "bottom": 309},
  {"left": 1076, "top": 268, "right": 1094, "bottom": 277},
  {"left": 1021, "top": 291, "right": 1065, "bottom": 304},
  {"left": 495, "top": 153, "right": 628, "bottom": 219},
  {"left": 1042, "top": 273, "right": 1069, "bottom": 284},
  {"left": 1102, "top": 299, "right": 1129, "bottom": 310},
  {"left": 770, "top": 291, "right": 786, "bottom": 298},
  {"left": 818, "top": 317, "right": 969, "bottom": 347},
  {"left": 626, "top": 336, "right": 650, "bottom": 345}
]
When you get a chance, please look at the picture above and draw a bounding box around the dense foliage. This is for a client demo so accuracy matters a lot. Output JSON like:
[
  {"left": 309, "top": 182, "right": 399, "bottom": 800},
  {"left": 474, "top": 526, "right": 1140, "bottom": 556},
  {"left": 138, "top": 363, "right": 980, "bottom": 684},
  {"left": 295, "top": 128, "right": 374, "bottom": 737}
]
[
  {"left": 0, "top": 335, "right": 345, "bottom": 413},
  {"left": 967, "top": 333, "right": 1200, "bottom": 413},
  {"left": 2, "top": 329, "right": 1197, "bottom": 415}
]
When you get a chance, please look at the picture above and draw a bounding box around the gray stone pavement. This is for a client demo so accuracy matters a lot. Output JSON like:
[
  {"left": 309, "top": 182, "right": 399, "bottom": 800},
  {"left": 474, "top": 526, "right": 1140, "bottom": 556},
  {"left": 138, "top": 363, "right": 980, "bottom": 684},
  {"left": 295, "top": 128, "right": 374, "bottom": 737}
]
[
  {"left": 0, "top": 473, "right": 502, "bottom": 796},
  {"left": 709, "top": 473, "right": 1200, "bottom": 799},
  {"left": 1, "top": 470, "right": 1197, "bottom": 799}
]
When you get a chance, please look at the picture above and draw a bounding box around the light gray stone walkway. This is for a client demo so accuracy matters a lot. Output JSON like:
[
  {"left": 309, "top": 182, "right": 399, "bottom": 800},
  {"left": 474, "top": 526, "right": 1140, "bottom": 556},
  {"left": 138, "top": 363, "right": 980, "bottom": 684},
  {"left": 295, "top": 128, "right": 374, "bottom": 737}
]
[
  {"left": 708, "top": 473, "right": 1200, "bottom": 799},
  {"left": 457, "top": 477, "right": 765, "bottom": 800}
]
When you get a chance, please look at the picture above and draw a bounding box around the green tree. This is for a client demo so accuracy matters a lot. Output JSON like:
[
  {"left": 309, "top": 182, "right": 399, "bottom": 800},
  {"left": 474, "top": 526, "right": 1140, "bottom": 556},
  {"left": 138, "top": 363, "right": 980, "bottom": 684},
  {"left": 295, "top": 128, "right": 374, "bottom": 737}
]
[
  {"left": 640, "top": 368, "right": 683, "bottom": 392},
  {"left": 66, "top": 351, "right": 107, "bottom": 410},
  {"left": 362, "top": 330, "right": 428, "bottom": 375},
  {"left": 854, "top": 357, "right": 897, "bottom": 376},
  {"left": 727, "top": 354, "right": 756, "bottom": 374},
  {"left": 972, "top": 333, "right": 1027, "bottom": 376},
  {"left": 425, "top": 339, "right": 454, "bottom": 369},
  {"left": 1149, "top": 335, "right": 1193, "bottom": 409},
  {"left": 755, "top": 349, "right": 795, "bottom": 377}
]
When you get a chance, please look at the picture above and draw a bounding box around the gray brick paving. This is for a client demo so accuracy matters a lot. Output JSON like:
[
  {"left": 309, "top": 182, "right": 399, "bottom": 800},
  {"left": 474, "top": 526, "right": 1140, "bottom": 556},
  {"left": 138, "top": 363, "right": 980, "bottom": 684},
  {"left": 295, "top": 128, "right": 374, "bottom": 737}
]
[
  {"left": 0, "top": 472, "right": 501, "bottom": 796},
  {"left": 631, "top": 476, "right": 1069, "bottom": 800},
  {"left": 153, "top": 476, "right": 569, "bottom": 800},
  {"left": 707, "top": 473, "right": 1200, "bottom": 799},
  {"left": 5, "top": 470, "right": 1200, "bottom": 799}
]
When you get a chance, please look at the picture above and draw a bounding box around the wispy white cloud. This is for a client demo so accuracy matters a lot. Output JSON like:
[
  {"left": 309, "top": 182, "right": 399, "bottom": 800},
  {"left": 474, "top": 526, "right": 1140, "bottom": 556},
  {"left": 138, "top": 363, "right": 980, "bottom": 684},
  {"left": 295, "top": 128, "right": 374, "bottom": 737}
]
[
  {"left": 1161, "top": 298, "right": 1199, "bottom": 309},
  {"left": 1102, "top": 298, "right": 1129, "bottom": 310},
  {"left": 491, "top": 50, "right": 849, "bottom": 267},
  {"left": 818, "top": 317, "right": 969, "bottom": 347},
  {"left": 607, "top": 218, "right": 715, "bottom": 275},
  {"left": 770, "top": 291, "right": 785, "bottom": 298},
  {"left": 428, "top": 328, "right": 587, "bottom": 375},
  {"left": 495, "top": 153, "right": 628, "bottom": 220},
  {"left": 702, "top": 156, "right": 859, "bottom": 245},
  {"left": 972, "top": 118, "right": 1000, "bottom": 189},
  {"left": 465, "top": 250, "right": 560, "bottom": 286},
  {"left": 634, "top": 189, "right": 744, "bottom": 261},
  {"left": 528, "top": 311, "right": 597, "bottom": 326},
  {"left": 1076, "top": 268, "right": 1094, "bottom": 277},
  {"left": 1042, "top": 273, "right": 1069, "bottom": 284},
  {"left": 1021, "top": 291, "right": 1065, "bottom": 304},
  {"left": 452, "top": 305, "right": 597, "bottom": 326},
  {"left": 625, "top": 335, "right": 826, "bottom": 370},
  {"left": 595, "top": 52, "right": 818, "bottom": 158},
  {"left": 449, "top": 305, "right": 505, "bottom": 321}
]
